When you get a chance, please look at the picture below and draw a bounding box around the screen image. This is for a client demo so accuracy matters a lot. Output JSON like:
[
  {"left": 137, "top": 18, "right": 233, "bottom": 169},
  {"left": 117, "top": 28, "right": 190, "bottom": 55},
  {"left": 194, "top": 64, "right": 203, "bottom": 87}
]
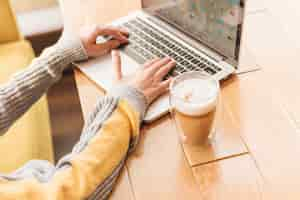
[{"left": 144, "top": 0, "right": 245, "bottom": 61}]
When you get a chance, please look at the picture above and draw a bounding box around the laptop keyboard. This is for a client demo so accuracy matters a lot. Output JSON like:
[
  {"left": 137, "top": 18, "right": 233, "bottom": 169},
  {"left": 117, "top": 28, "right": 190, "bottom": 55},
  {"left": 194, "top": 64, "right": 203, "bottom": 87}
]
[{"left": 120, "top": 18, "right": 222, "bottom": 77}]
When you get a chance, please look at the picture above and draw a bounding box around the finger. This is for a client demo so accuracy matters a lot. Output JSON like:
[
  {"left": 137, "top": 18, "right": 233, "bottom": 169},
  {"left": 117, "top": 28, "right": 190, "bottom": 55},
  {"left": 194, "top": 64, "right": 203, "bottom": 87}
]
[
  {"left": 112, "top": 50, "right": 123, "bottom": 80},
  {"left": 87, "top": 25, "right": 128, "bottom": 44},
  {"left": 150, "top": 78, "right": 173, "bottom": 103},
  {"left": 146, "top": 57, "right": 172, "bottom": 75},
  {"left": 156, "top": 78, "right": 172, "bottom": 95},
  {"left": 103, "top": 26, "right": 129, "bottom": 36},
  {"left": 117, "top": 27, "right": 129, "bottom": 36},
  {"left": 97, "top": 26, "right": 129, "bottom": 42},
  {"left": 101, "top": 39, "right": 122, "bottom": 50},
  {"left": 159, "top": 78, "right": 173, "bottom": 92},
  {"left": 154, "top": 60, "right": 176, "bottom": 81},
  {"left": 143, "top": 57, "right": 161, "bottom": 69},
  {"left": 88, "top": 39, "right": 121, "bottom": 57}
]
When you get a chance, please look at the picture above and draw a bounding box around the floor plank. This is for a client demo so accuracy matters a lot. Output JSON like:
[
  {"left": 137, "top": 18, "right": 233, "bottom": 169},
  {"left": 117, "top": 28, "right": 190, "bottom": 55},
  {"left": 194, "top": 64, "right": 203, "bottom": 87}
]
[
  {"left": 126, "top": 116, "right": 202, "bottom": 200},
  {"left": 47, "top": 70, "right": 84, "bottom": 162},
  {"left": 192, "top": 154, "right": 263, "bottom": 200},
  {"left": 263, "top": 0, "right": 300, "bottom": 50},
  {"left": 222, "top": 72, "right": 300, "bottom": 199},
  {"left": 226, "top": 11, "right": 300, "bottom": 198},
  {"left": 110, "top": 169, "right": 135, "bottom": 200},
  {"left": 74, "top": 69, "right": 135, "bottom": 200},
  {"left": 243, "top": 11, "right": 300, "bottom": 132}
]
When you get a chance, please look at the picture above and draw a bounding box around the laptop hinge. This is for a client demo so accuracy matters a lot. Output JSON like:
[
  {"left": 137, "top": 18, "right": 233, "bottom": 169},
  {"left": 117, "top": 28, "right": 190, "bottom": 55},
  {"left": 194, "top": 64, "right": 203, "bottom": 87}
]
[{"left": 223, "top": 57, "right": 238, "bottom": 69}]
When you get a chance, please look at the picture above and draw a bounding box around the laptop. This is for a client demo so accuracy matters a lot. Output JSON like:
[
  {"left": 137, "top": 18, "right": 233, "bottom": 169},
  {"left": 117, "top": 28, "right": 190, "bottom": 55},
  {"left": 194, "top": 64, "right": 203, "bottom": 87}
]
[{"left": 77, "top": 0, "right": 246, "bottom": 122}]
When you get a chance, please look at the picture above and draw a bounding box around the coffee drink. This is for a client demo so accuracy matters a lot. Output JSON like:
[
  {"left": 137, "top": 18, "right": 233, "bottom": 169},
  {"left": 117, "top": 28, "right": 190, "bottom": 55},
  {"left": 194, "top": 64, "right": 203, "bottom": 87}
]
[{"left": 170, "top": 74, "right": 219, "bottom": 145}]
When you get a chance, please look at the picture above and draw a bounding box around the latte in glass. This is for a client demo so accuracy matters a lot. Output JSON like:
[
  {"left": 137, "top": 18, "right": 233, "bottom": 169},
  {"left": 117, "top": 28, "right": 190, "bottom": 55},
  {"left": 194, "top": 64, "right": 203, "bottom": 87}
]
[{"left": 170, "top": 72, "right": 220, "bottom": 145}]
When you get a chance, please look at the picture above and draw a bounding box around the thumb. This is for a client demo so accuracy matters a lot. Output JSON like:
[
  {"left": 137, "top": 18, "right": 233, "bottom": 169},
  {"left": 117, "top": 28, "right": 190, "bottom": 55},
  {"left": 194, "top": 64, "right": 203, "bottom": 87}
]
[
  {"left": 112, "top": 50, "right": 123, "bottom": 81},
  {"left": 102, "top": 39, "right": 121, "bottom": 51},
  {"left": 86, "top": 39, "right": 121, "bottom": 57}
]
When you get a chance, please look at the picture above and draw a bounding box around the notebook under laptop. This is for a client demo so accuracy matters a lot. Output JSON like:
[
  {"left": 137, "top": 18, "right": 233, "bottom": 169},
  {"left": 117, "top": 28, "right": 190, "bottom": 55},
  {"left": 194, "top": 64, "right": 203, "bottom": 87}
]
[{"left": 77, "top": 0, "right": 246, "bottom": 122}]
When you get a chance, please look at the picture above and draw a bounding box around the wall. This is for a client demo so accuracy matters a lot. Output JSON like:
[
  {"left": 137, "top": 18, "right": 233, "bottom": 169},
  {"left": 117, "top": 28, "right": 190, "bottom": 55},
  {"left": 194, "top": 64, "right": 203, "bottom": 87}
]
[{"left": 10, "top": 0, "right": 57, "bottom": 13}]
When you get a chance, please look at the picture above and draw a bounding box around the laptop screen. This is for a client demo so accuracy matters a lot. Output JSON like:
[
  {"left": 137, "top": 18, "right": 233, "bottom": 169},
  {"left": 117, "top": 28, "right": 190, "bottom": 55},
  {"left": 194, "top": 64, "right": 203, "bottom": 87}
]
[{"left": 143, "top": 0, "right": 245, "bottom": 62}]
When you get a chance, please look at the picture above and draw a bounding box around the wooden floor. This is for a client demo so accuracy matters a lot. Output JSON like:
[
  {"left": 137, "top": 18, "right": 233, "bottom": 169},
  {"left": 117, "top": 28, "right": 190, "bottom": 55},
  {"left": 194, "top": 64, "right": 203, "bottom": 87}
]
[
  {"left": 55, "top": 0, "right": 300, "bottom": 199},
  {"left": 47, "top": 70, "right": 84, "bottom": 162}
]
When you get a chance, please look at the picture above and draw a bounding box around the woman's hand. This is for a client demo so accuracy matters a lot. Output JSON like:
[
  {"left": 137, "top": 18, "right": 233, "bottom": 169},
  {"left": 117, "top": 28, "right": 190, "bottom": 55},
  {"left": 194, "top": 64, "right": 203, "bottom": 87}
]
[
  {"left": 80, "top": 25, "right": 129, "bottom": 57},
  {"left": 111, "top": 50, "right": 176, "bottom": 105}
]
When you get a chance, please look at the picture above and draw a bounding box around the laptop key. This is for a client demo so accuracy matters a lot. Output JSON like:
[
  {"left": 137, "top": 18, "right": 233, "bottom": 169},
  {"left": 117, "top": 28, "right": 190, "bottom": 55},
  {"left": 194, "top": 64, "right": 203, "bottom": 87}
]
[
  {"left": 194, "top": 67, "right": 203, "bottom": 71},
  {"left": 215, "top": 66, "right": 222, "bottom": 72},
  {"left": 204, "top": 67, "right": 217, "bottom": 75},
  {"left": 180, "top": 60, "right": 190, "bottom": 66},
  {"left": 157, "top": 53, "right": 165, "bottom": 58},
  {"left": 180, "top": 68, "right": 188, "bottom": 73},
  {"left": 169, "top": 52, "right": 178, "bottom": 58},
  {"left": 199, "top": 63, "right": 207, "bottom": 69},
  {"left": 162, "top": 48, "right": 172, "bottom": 55},
  {"left": 122, "top": 46, "right": 146, "bottom": 64},
  {"left": 174, "top": 63, "right": 184, "bottom": 70},
  {"left": 184, "top": 54, "right": 194, "bottom": 60},
  {"left": 186, "top": 63, "right": 195, "bottom": 70},
  {"left": 174, "top": 56, "right": 184, "bottom": 63},
  {"left": 191, "top": 59, "right": 200, "bottom": 65}
]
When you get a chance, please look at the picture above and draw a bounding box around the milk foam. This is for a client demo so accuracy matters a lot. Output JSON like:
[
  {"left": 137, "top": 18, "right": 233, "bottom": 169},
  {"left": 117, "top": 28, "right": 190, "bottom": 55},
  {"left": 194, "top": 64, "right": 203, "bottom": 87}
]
[{"left": 172, "top": 78, "right": 219, "bottom": 116}]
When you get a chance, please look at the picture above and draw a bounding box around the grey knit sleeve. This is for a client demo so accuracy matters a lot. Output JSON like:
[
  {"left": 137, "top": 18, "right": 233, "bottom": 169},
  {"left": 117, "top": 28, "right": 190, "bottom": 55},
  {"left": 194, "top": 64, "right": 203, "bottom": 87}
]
[{"left": 0, "top": 37, "right": 88, "bottom": 135}]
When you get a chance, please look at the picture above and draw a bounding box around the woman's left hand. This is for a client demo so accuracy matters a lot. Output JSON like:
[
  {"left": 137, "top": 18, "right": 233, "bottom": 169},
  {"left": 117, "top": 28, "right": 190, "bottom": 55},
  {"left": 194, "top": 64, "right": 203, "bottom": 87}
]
[
  {"left": 111, "top": 50, "right": 176, "bottom": 105},
  {"left": 79, "top": 25, "right": 129, "bottom": 57}
]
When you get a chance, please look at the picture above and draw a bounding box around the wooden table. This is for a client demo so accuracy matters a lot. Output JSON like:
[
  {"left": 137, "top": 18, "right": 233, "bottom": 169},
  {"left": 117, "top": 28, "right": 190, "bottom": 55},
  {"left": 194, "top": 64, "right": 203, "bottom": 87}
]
[{"left": 61, "top": 1, "right": 300, "bottom": 199}]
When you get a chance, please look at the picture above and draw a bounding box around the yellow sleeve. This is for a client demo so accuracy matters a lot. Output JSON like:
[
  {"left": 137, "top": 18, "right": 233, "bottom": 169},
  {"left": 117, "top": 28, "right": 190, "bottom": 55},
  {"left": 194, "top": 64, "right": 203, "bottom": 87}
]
[{"left": 0, "top": 99, "right": 140, "bottom": 200}]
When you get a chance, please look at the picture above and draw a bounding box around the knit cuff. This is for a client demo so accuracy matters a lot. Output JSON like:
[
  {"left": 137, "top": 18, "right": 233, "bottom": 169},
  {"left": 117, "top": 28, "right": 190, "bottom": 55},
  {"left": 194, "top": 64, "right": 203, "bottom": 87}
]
[
  {"left": 55, "top": 35, "right": 88, "bottom": 64},
  {"left": 109, "top": 85, "right": 147, "bottom": 122},
  {"left": 40, "top": 35, "right": 88, "bottom": 79}
]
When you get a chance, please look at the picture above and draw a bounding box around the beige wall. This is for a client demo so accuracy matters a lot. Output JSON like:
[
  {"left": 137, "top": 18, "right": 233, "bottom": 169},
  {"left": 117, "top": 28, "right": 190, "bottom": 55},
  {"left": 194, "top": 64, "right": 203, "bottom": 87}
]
[{"left": 10, "top": 0, "right": 58, "bottom": 13}]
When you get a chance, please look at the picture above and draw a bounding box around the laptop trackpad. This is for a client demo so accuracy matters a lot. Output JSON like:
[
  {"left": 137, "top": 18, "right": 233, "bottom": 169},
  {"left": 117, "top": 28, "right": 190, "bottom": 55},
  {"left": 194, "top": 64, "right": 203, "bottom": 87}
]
[{"left": 77, "top": 53, "right": 139, "bottom": 89}]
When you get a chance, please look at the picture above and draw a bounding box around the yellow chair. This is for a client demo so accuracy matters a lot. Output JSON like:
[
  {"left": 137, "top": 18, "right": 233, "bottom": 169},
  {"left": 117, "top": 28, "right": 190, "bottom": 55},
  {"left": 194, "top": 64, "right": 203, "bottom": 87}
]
[{"left": 0, "top": 0, "right": 54, "bottom": 173}]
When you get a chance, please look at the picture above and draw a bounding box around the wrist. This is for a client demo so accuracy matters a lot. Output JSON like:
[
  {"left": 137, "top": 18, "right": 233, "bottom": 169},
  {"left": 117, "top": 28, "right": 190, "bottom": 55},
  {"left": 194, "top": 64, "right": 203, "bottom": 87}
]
[{"left": 109, "top": 85, "right": 147, "bottom": 122}]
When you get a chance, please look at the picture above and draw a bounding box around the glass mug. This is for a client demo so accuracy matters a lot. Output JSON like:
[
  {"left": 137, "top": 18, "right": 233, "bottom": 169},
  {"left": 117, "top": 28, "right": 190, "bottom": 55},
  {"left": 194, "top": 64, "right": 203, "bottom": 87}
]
[{"left": 169, "top": 72, "right": 221, "bottom": 146}]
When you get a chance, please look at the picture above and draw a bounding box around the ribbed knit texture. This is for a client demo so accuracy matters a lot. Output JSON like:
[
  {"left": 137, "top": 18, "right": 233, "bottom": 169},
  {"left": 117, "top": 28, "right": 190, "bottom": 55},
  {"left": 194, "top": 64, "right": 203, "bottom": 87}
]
[{"left": 0, "top": 36, "right": 88, "bottom": 135}]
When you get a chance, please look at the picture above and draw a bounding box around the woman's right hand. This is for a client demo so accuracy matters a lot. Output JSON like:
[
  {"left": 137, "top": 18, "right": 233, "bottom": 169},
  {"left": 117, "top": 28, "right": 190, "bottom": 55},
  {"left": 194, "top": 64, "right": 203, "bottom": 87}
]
[
  {"left": 79, "top": 25, "right": 129, "bottom": 57},
  {"left": 111, "top": 50, "right": 176, "bottom": 105}
]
